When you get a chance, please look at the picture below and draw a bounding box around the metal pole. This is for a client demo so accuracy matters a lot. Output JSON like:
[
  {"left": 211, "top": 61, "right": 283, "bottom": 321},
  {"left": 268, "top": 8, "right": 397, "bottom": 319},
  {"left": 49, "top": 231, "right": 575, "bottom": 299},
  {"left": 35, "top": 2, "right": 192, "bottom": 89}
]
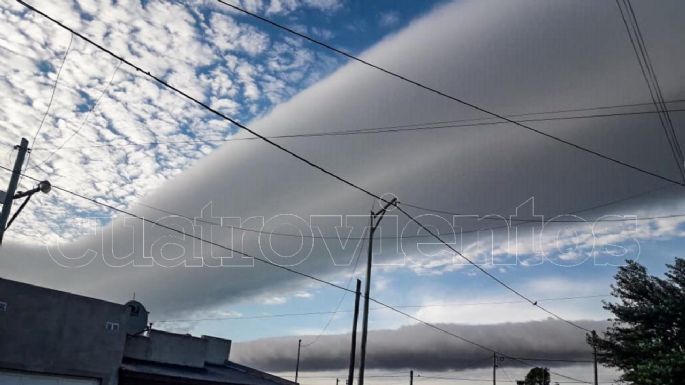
[
  {"left": 347, "top": 279, "right": 362, "bottom": 385},
  {"left": 295, "top": 339, "right": 302, "bottom": 383},
  {"left": 358, "top": 213, "right": 375, "bottom": 385},
  {"left": 0, "top": 137, "right": 29, "bottom": 244},
  {"left": 592, "top": 330, "right": 598, "bottom": 385},
  {"left": 358, "top": 198, "right": 395, "bottom": 385},
  {"left": 493, "top": 352, "right": 496, "bottom": 385},
  {"left": 410, "top": 370, "right": 413, "bottom": 385}
]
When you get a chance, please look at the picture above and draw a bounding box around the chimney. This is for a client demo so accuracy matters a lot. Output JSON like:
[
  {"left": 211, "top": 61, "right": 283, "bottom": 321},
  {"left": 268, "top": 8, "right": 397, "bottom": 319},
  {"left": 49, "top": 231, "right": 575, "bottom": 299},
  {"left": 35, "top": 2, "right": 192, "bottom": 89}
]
[{"left": 202, "top": 335, "right": 232, "bottom": 365}]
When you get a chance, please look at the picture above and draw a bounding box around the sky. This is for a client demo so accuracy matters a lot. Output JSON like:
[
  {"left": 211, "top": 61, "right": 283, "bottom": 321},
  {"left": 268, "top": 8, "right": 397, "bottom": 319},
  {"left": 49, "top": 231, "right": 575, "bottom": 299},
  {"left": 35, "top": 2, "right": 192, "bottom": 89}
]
[{"left": 1, "top": 0, "right": 685, "bottom": 384}]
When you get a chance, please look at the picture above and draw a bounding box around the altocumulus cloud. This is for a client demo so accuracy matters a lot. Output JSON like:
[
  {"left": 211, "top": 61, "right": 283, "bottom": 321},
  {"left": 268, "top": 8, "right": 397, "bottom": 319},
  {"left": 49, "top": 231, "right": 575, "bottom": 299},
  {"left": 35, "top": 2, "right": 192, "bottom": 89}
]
[{"left": 0, "top": 0, "right": 342, "bottom": 244}]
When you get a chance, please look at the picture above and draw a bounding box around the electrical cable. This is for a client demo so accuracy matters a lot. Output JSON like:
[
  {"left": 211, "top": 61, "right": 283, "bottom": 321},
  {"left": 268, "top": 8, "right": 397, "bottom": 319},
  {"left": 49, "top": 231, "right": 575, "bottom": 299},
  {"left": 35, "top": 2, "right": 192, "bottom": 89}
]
[
  {"left": 301, "top": 222, "right": 369, "bottom": 347},
  {"left": 29, "top": 60, "right": 122, "bottom": 170},
  {"left": 154, "top": 294, "right": 610, "bottom": 323},
  {"left": 0, "top": 164, "right": 589, "bottom": 384},
  {"left": 212, "top": 0, "right": 685, "bottom": 188},
  {"left": 15, "top": 0, "right": 651, "bottom": 339},
  {"left": 28, "top": 102, "right": 685, "bottom": 152},
  {"left": 615, "top": 0, "right": 685, "bottom": 182},
  {"left": 23, "top": 32, "right": 74, "bottom": 177}
]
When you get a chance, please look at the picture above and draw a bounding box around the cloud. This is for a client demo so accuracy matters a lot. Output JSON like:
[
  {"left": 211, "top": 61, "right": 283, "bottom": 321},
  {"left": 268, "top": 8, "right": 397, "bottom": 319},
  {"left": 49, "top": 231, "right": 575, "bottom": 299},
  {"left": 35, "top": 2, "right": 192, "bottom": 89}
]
[
  {"left": 262, "top": 295, "right": 288, "bottom": 305},
  {"left": 231, "top": 319, "right": 608, "bottom": 372},
  {"left": 0, "top": 0, "right": 684, "bottom": 321},
  {"left": 265, "top": 0, "right": 342, "bottom": 15},
  {"left": 0, "top": 0, "right": 339, "bottom": 244},
  {"left": 379, "top": 11, "right": 400, "bottom": 28},
  {"left": 294, "top": 291, "right": 313, "bottom": 298}
]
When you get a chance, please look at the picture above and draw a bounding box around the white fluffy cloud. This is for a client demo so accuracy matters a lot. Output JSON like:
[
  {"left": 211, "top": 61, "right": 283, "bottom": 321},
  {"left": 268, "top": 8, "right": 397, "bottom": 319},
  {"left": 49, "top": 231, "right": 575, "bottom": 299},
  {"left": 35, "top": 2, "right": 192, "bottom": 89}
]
[{"left": 0, "top": 0, "right": 342, "bottom": 243}]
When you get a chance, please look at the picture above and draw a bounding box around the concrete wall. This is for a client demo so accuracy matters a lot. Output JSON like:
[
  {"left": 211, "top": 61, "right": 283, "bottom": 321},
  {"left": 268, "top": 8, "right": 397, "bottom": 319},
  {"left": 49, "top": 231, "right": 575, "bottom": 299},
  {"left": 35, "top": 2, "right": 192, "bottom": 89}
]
[
  {"left": 124, "top": 330, "right": 207, "bottom": 368},
  {"left": 203, "top": 335, "right": 232, "bottom": 365},
  {"left": 0, "top": 278, "right": 129, "bottom": 385},
  {"left": 124, "top": 331, "right": 232, "bottom": 368}
]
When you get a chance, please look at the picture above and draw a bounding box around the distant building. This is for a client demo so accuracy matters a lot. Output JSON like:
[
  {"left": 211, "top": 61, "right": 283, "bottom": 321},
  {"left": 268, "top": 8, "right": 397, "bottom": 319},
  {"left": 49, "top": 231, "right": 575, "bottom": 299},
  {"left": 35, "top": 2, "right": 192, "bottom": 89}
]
[{"left": 0, "top": 277, "right": 296, "bottom": 385}]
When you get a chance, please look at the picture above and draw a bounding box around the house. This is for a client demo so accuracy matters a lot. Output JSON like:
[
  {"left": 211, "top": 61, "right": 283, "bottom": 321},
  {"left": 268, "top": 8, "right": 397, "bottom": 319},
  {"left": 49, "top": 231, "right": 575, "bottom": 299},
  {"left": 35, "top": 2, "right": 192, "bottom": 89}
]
[{"left": 0, "top": 277, "right": 296, "bottom": 385}]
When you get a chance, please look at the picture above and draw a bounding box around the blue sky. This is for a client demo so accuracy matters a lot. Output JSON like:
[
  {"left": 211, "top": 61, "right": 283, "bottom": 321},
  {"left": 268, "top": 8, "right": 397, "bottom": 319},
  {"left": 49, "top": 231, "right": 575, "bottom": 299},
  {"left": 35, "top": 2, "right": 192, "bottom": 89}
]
[{"left": 2, "top": 1, "right": 685, "bottom": 383}]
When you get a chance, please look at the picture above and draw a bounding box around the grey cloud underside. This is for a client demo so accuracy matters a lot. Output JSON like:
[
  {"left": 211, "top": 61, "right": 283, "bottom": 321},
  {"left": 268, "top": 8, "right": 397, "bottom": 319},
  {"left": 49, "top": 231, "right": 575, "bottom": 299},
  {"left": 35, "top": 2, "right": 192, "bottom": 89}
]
[
  {"left": 1, "top": 0, "right": 684, "bottom": 318},
  {"left": 232, "top": 319, "right": 609, "bottom": 372}
]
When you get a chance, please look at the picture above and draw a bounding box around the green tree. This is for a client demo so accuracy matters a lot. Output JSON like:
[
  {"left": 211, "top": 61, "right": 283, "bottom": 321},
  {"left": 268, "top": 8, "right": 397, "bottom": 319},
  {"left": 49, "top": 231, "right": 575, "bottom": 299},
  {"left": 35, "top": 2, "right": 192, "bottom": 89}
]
[
  {"left": 524, "top": 367, "right": 550, "bottom": 385},
  {"left": 594, "top": 258, "right": 685, "bottom": 384}
]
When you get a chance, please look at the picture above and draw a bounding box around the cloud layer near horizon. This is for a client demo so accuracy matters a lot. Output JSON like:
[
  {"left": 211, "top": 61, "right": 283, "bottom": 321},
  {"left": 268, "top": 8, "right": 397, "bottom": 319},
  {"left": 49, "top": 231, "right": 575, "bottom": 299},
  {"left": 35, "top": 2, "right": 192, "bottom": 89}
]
[{"left": 232, "top": 319, "right": 609, "bottom": 372}]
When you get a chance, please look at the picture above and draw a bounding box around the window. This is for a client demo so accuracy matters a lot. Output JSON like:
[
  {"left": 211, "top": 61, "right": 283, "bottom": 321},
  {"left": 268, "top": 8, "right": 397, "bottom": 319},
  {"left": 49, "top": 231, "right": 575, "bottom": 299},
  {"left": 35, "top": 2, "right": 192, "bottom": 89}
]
[{"left": 105, "top": 321, "right": 119, "bottom": 332}]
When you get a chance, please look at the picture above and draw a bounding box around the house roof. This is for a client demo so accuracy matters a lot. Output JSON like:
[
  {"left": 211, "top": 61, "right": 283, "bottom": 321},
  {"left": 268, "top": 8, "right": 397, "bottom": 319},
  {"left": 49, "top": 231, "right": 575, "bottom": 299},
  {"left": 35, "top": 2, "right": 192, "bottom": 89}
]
[{"left": 120, "top": 358, "right": 296, "bottom": 385}]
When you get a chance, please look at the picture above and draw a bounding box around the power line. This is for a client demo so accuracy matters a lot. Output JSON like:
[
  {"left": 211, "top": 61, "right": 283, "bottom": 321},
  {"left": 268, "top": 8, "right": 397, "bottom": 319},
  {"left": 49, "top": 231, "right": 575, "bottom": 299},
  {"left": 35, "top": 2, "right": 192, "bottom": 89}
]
[
  {"left": 28, "top": 101, "right": 685, "bottom": 152},
  {"left": 397, "top": 182, "right": 675, "bottom": 221},
  {"left": 366, "top": 297, "right": 592, "bottom": 384},
  {"left": 155, "top": 310, "right": 341, "bottom": 323},
  {"left": 2, "top": 165, "right": 589, "bottom": 384},
  {"left": 28, "top": 160, "right": 677, "bottom": 242},
  {"left": 392, "top": 294, "right": 611, "bottom": 309},
  {"left": 622, "top": 0, "right": 682, "bottom": 165},
  {"left": 29, "top": 60, "right": 122, "bottom": 170},
  {"left": 14, "top": 0, "right": 636, "bottom": 338},
  {"left": 75, "top": 182, "right": 681, "bottom": 244},
  {"left": 394, "top": 204, "right": 592, "bottom": 334},
  {"left": 212, "top": 0, "right": 685, "bottom": 188},
  {"left": 615, "top": 0, "right": 685, "bottom": 182},
  {"left": 154, "top": 294, "right": 610, "bottom": 323},
  {"left": 301, "top": 222, "right": 368, "bottom": 348},
  {"left": 504, "top": 357, "right": 594, "bottom": 364},
  {"left": 417, "top": 374, "right": 608, "bottom": 384},
  {"left": 24, "top": 32, "right": 74, "bottom": 175}
]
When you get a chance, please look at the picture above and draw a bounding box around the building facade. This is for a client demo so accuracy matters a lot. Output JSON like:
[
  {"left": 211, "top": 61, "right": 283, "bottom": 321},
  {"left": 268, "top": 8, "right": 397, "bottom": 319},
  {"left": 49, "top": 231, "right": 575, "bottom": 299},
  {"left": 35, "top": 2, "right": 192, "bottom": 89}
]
[{"left": 0, "top": 278, "right": 295, "bottom": 385}]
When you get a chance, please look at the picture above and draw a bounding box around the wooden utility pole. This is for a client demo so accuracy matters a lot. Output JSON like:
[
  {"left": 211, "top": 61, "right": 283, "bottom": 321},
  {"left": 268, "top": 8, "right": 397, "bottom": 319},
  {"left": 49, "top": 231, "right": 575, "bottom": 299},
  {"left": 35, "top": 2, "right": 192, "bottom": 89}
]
[
  {"left": 592, "top": 330, "right": 598, "bottom": 385},
  {"left": 0, "top": 137, "right": 28, "bottom": 244},
  {"left": 347, "top": 279, "right": 362, "bottom": 385},
  {"left": 358, "top": 197, "right": 397, "bottom": 385},
  {"left": 410, "top": 370, "right": 413, "bottom": 385},
  {"left": 295, "top": 339, "right": 302, "bottom": 383}
]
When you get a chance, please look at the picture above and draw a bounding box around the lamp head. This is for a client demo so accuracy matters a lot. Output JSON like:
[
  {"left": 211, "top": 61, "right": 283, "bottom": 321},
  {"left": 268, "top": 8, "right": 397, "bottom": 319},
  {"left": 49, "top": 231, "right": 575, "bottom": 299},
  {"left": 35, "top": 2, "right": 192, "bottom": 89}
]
[{"left": 38, "top": 180, "right": 51, "bottom": 194}]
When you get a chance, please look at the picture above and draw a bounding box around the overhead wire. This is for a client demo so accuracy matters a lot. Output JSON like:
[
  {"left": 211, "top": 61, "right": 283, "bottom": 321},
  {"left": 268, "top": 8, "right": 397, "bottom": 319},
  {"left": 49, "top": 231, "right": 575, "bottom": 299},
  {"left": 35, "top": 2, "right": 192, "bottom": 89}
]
[
  {"left": 39, "top": 173, "right": 677, "bottom": 244},
  {"left": 16, "top": 0, "right": 676, "bottom": 336},
  {"left": 615, "top": 0, "right": 685, "bottom": 182},
  {"left": 28, "top": 60, "right": 122, "bottom": 170},
  {"left": 154, "top": 294, "right": 610, "bottom": 323},
  {"left": 1, "top": 164, "right": 589, "bottom": 384},
  {"left": 212, "top": 0, "right": 685, "bottom": 188},
  {"left": 399, "top": 203, "right": 594, "bottom": 333},
  {"left": 301, "top": 220, "right": 369, "bottom": 347},
  {"left": 23, "top": 32, "right": 74, "bottom": 178},
  {"left": 28, "top": 100, "right": 685, "bottom": 152}
]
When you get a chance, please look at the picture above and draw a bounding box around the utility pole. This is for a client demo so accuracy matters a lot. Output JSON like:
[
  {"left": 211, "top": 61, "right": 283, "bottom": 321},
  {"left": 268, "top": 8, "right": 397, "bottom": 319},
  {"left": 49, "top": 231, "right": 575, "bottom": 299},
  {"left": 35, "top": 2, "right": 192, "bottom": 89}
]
[
  {"left": 493, "top": 352, "right": 496, "bottom": 385},
  {"left": 592, "top": 330, "right": 598, "bottom": 385},
  {"left": 410, "top": 370, "right": 413, "bottom": 385},
  {"left": 0, "top": 137, "right": 29, "bottom": 244},
  {"left": 358, "top": 197, "right": 397, "bottom": 385},
  {"left": 347, "top": 279, "right": 362, "bottom": 385},
  {"left": 295, "top": 339, "right": 302, "bottom": 383},
  {"left": 336, "top": 378, "right": 339, "bottom": 385}
]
